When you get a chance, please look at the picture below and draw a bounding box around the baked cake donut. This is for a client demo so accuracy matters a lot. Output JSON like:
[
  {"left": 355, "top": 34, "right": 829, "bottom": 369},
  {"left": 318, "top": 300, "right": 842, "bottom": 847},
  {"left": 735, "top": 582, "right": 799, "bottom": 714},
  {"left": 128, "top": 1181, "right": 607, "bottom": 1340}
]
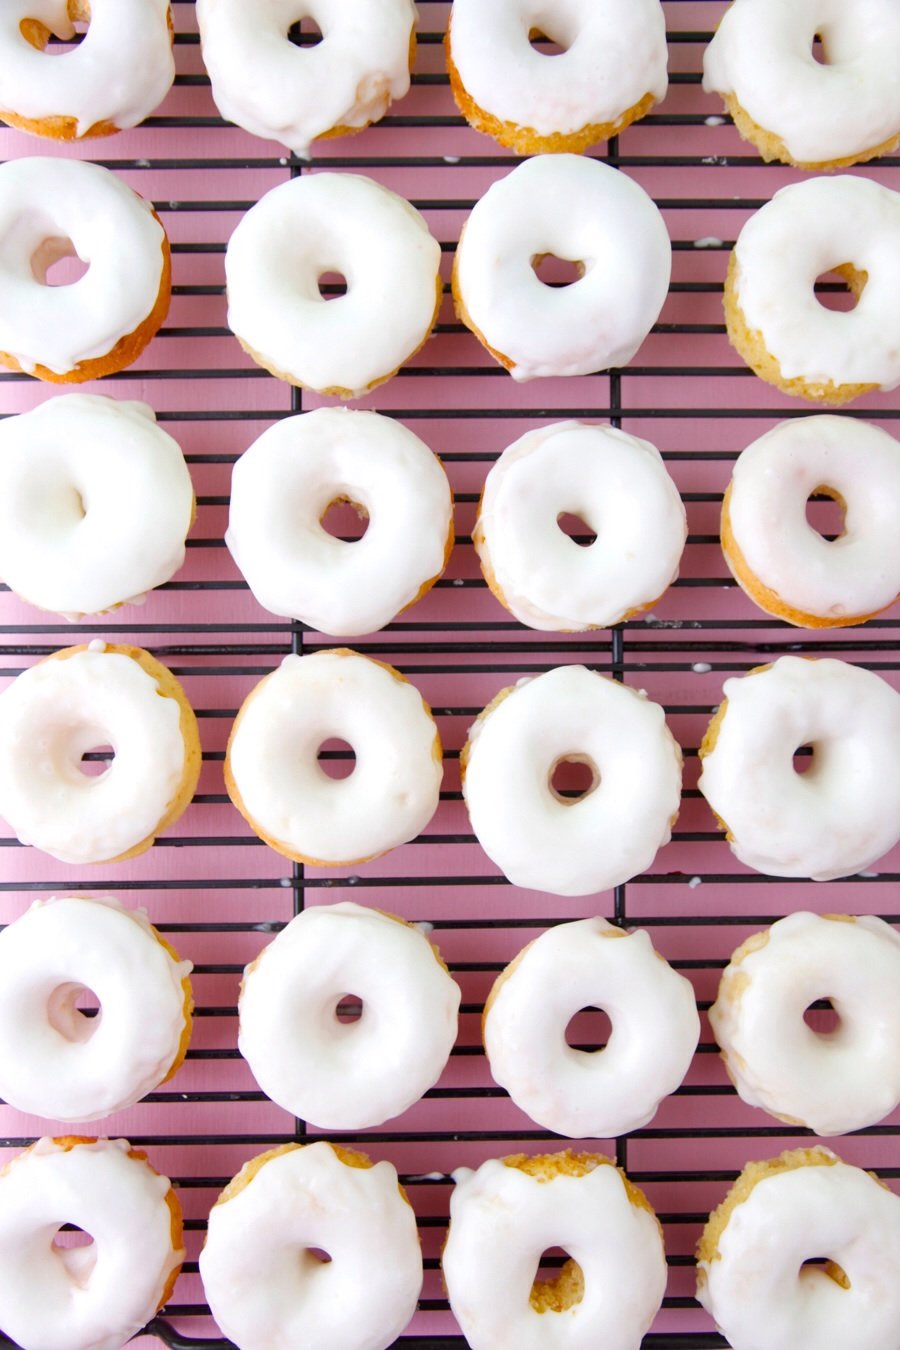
[
  {"left": 696, "top": 1148, "right": 900, "bottom": 1350},
  {"left": 225, "top": 172, "right": 441, "bottom": 398},
  {"left": 698, "top": 656, "right": 900, "bottom": 880},
  {"left": 446, "top": 0, "right": 668, "bottom": 154},
  {"left": 474, "top": 420, "right": 686, "bottom": 630},
  {"left": 200, "top": 1141, "right": 422, "bottom": 1350},
  {"left": 703, "top": 0, "right": 900, "bottom": 170},
  {"left": 0, "top": 394, "right": 195, "bottom": 619},
  {"left": 0, "top": 643, "right": 201, "bottom": 865},
  {"left": 710, "top": 913, "right": 900, "bottom": 1136},
  {"left": 722, "top": 415, "right": 900, "bottom": 628},
  {"left": 724, "top": 175, "right": 900, "bottom": 405},
  {"left": 453, "top": 155, "right": 671, "bottom": 380},
  {"left": 226, "top": 407, "right": 453, "bottom": 636}
]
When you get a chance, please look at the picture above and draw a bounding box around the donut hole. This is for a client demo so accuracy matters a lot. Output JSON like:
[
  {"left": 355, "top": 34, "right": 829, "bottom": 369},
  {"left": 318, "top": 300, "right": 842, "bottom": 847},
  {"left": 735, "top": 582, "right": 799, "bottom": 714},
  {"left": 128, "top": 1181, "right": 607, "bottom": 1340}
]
[
  {"left": 528, "top": 27, "right": 569, "bottom": 57},
  {"left": 21, "top": 1, "right": 90, "bottom": 53},
  {"left": 320, "top": 497, "right": 369, "bottom": 541},
  {"left": 530, "top": 1251, "right": 585, "bottom": 1313},
  {"left": 810, "top": 33, "right": 829, "bottom": 65},
  {"left": 317, "top": 269, "right": 348, "bottom": 301},
  {"left": 48, "top": 982, "right": 102, "bottom": 1043},
  {"left": 792, "top": 742, "right": 816, "bottom": 776},
  {"left": 556, "top": 511, "right": 597, "bottom": 548},
  {"left": 549, "top": 754, "right": 599, "bottom": 804},
  {"left": 287, "top": 15, "right": 323, "bottom": 47},
  {"left": 317, "top": 738, "right": 356, "bottom": 781},
  {"left": 814, "top": 263, "right": 868, "bottom": 313},
  {"left": 805, "top": 486, "right": 847, "bottom": 542},
  {"left": 803, "top": 997, "right": 842, "bottom": 1037},
  {"left": 565, "top": 1005, "right": 613, "bottom": 1052},
  {"left": 304, "top": 1246, "right": 332, "bottom": 1265},
  {"left": 334, "top": 994, "right": 363, "bottom": 1024},
  {"left": 532, "top": 254, "right": 585, "bottom": 288},
  {"left": 31, "top": 237, "right": 89, "bottom": 288},
  {"left": 801, "top": 1257, "right": 851, "bottom": 1290},
  {"left": 78, "top": 743, "right": 114, "bottom": 779},
  {"left": 52, "top": 1224, "right": 97, "bottom": 1287}
]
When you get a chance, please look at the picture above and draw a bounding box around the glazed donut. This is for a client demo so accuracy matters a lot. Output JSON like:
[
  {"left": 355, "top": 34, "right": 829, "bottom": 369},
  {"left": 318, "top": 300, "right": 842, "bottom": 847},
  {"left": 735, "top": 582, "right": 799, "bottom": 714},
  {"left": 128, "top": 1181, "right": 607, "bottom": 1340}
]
[
  {"left": 443, "top": 1151, "right": 666, "bottom": 1350},
  {"left": 698, "top": 656, "right": 900, "bottom": 880},
  {"left": 0, "top": 1136, "right": 184, "bottom": 1350},
  {"left": 461, "top": 665, "right": 682, "bottom": 896},
  {"left": 200, "top": 1141, "right": 422, "bottom": 1350},
  {"left": 696, "top": 1148, "right": 900, "bottom": 1350},
  {"left": 226, "top": 407, "right": 453, "bottom": 636},
  {"left": 710, "top": 913, "right": 900, "bottom": 1136},
  {"left": 0, "top": 394, "right": 195, "bottom": 619},
  {"left": 722, "top": 416, "right": 900, "bottom": 628},
  {"left": 474, "top": 420, "right": 686, "bottom": 630},
  {"left": 0, "top": 643, "right": 201, "bottom": 865},
  {"left": 226, "top": 649, "right": 442, "bottom": 866},
  {"left": 724, "top": 175, "right": 900, "bottom": 405},
  {"left": 225, "top": 172, "right": 441, "bottom": 398},
  {"left": 197, "top": 0, "right": 416, "bottom": 157},
  {"left": 484, "top": 918, "right": 700, "bottom": 1138},
  {"left": 239, "top": 902, "right": 459, "bottom": 1130},
  {"left": 0, "top": 0, "right": 174, "bottom": 140},
  {"left": 453, "top": 155, "right": 671, "bottom": 381},
  {"left": 703, "top": 0, "right": 900, "bottom": 170},
  {"left": 446, "top": 0, "right": 667, "bottom": 154}
]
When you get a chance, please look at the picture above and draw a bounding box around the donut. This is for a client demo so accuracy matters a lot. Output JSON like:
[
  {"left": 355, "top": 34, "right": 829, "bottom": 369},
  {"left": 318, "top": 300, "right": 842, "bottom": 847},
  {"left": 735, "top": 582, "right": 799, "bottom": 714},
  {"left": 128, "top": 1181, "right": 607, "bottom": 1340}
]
[
  {"left": 0, "top": 642, "right": 201, "bottom": 865},
  {"left": 721, "top": 416, "right": 900, "bottom": 628},
  {"left": 0, "top": 394, "right": 195, "bottom": 619},
  {"left": 452, "top": 155, "right": 671, "bottom": 381},
  {"left": 474, "top": 420, "right": 686, "bottom": 630},
  {"left": 696, "top": 1147, "right": 900, "bottom": 1350},
  {"left": 703, "top": 0, "right": 900, "bottom": 170},
  {"left": 443, "top": 1150, "right": 667, "bottom": 1350},
  {"left": 723, "top": 175, "right": 900, "bottom": 405},
  {"left": 698, "top": 656, "right": 900, "bottom": 880},
  {"left": 0, "top": 1136, "right": 184, "bottom": 1350},
  {"left": 461, "top": 665, "right": 682, "bottom": 896},
  {"left": 199, "top": 1141, "right": 422, "bottom": 1350},
  {"left": 225, "top": 172, "right": 441, "bottom": 398},
  {"left": 483, "top": 918, "right": 700, "bottom": 1138},
  {"left": 226, "top": 407, "right": 454, "bottom": 636},
  {"left": 238, "top": 901, "right": 460, "bottom": 1130},
  {"left": 197, "top": 0, "right": 416, "bottom": 158},
  {"left": 446, "top": 0, "right": 667, "bottom": 154},
  {"left": 0, "top": 0, "right": 174, "bottom": 141},
  {"left": 225, "top": 649, "right": 442, "bottom": 866},
  {"left": 710, "top": 913, "right": 900, "bottom": 1136}
]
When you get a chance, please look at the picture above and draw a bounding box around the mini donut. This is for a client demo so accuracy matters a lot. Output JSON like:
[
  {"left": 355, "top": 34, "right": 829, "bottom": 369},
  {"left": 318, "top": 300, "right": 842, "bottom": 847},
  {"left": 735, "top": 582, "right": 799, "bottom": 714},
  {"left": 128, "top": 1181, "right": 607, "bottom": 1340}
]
[
  {"left": 0, "top": 0, "right": 174, "bottom": 140},
  {"left": 703, "top": 0, "right": 900, "bottom": 170},
  {"left": 446, "top": 0, "right": 667, "bottom": 154},
  {"left": 197, "top": 0, "right": 416, "bottom": 158},
  {"left": 453, "top": 155, "right": 671, "bottom": 381},
  {"left": 199, "top": 1141, "right": 422, "bottom": 1350},
  {"left": 483, "top": 918, "right": 700, "bottom": 1138},
  {"left": 698, "top": 656, "right": 900, "bottom": 880},
  {"left": 723, "top": 175, "right": 900, "bottom": 405},
  {"left": 443, "top": 1150, "right": 667, "bottom": 1350},
  {"left": 474, "top": 420, "right": 686, "bottom": 631},
  {"left": 225, "top": 172, "right": 441, "bottom": 398},
  {"left": 0, "top": 1136, "right": 184, "bottom": 1350},
  {"left": 0, "top": 642, "right": 201, "bottom": 865},
  {"left": 226, "top": 407, "right": 453, "bottom": 636},
  {"left": 721, "top": 416, "right": 900, "bottom": 628},
  {"left": 461, "top": 664, "right": 682, "bottom": 896},
  {"left": 225, "top": 649, "right": 442, "bottom": 867},
  {"left": 710, "top": 913, "right": 900, "bottom": 1136},
  {"left": 696, "top": 1147, "right": 900, "bottom": 1350},
  {"left": 0, "top": 394, "right": 195, "bottom": 619},
  {"left": 0, "top": 157, "right": 170, "bottom": 384},
  {"left": 238, "top": 901, "right": 460, "bottom": 1130}
]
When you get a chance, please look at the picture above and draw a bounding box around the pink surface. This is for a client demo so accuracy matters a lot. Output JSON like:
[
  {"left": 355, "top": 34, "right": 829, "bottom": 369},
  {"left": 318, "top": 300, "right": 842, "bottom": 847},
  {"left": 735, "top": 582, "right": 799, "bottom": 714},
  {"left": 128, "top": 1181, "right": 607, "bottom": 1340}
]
[{"left": 0, "top": 2, "right": 898, "bottom": 1346}]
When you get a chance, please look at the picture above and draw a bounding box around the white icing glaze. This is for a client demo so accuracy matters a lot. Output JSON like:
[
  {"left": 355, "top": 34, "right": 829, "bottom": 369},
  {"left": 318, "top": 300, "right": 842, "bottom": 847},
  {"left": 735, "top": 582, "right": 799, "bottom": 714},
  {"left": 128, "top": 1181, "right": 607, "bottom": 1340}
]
[
  {"left": 697, "top": 1152, "right": 900, "bottom": 1350},
  {"left": 0, "top": 648, "right": 190, "bottom": 864},
  {"left": 462, "top": 665, "right": 682, "bottom": 896},
  {"left": 454, "top": 155, "right": 671, "bottom": 381},
  {"left": 698, "top": 656, "right": 900, "bottom": 880},
  {"left": 196, "top": 0, "right": 416, "bottom": 157},
  {"left": 226, "top": 649, "right": 442, "bottom": 864},
  {"left": 443, "top": 1156, "right": 667, "bottom": 1350},
  {"left": 226, "top": 407, "right": 452, "bottom": 636},
  {"left": 225, "top": 172, "right": 441, "bottom": 397},
  {"left": 703, "top": 0, "right": 900, "bottom": 164},
  {"left": 0, "top": 1137, "right": 182, "bottom": 1350},
  {"left": 199, "top": 1142, "right": 422, "bottom": 1350},
  {"left": 475, "top": 421, "right": 686, "bottom": 630},
  {"left": 0, "top": 395, "right": 194, "bottom": 618},
  {"left": 0, "top": 157, "right": 167, "bottom": 377},
  {"left": 730, "top": 175, "right": 900, "bottom": 391}
]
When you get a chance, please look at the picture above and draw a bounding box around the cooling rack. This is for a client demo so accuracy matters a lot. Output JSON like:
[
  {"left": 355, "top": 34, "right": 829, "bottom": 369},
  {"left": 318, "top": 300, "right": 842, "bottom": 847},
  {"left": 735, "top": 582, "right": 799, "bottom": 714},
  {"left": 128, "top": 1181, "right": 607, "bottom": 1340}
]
[{"left": 0, "top": 2, "right": 897, "bottom": 1346}]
